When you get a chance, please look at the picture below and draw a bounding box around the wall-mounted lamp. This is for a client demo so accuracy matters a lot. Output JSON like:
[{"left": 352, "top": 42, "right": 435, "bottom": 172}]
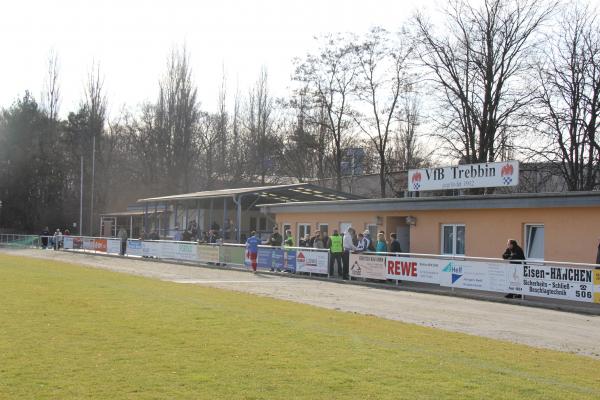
[{"left": 405, "top": 216, "right": 417, "bottom": 226}]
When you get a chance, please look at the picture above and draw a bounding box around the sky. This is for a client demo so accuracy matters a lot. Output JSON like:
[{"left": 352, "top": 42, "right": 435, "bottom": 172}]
[{"left": 0, "top": 0, "right": 438, "bottom": 118}]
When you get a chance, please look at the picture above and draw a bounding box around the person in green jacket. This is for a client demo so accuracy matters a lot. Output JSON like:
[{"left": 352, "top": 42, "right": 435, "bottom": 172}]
[
  {"left": 329, "top": 230, "right": 343, "bottom": 277},
  {"left": 284, "top": 230, "right": 295, "bottom": 247}
]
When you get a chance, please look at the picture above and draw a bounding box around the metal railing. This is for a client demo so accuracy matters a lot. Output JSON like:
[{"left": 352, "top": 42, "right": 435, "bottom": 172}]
[{"left": 2, "top": 233, "right": 598, "bottom": 305}]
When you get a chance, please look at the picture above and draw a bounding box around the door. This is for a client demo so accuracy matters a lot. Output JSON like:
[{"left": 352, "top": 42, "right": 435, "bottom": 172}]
[{"left": 396, "top": 224, "right": 410, "bottom": 253}]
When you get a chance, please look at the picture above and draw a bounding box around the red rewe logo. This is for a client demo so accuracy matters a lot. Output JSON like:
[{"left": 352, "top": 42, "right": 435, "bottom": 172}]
[
  {"left": 297, "top": 252, "right": 305, "bottom": 263},
  {"left": 501, "top": 163, "right": 513, "bottom": 176},
  {"left": 411, "top": 172, "right": 422, "bottom": 182}
]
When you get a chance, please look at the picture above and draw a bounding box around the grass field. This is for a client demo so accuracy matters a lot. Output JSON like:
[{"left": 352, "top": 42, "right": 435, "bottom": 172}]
[{"left": 1, "top": 254, "right": 599, "bottom": 399}]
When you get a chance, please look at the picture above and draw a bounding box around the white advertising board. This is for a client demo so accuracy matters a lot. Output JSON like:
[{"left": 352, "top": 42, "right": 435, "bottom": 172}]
[
  {"left": 63, "top": 237, "right": 73, "bottom": 249},
  {"left": 349, "top": 253, "right": 386, "bottom": 280},
  {"left": 385, "top": 256, "right": 441, "bottom": 284},
  {"left": 440, "top": 260, "right": 522, "bottom": 293},
  {"left": 107, "top": 239, "right": 121, "bottom": 255},
  {"left": 197, "top": 245, "right": 219, "bottom": 263},
  {"left": 126, "top": 239, "right": 143, "bottom": 256},
  {"left": 142, "top": 241, "right": 162, "bottom": 258},
  {"left": 176, "top": 242, "right": 200, "bottom": 262},
  {"left": 521, "top": 264, "right": 595, "bottom": 302},
  {"left": 295, "top": 250, "right": 329, "bottom": 274},
  {"left": 408, "top": 161, "right": 519, "bottom": 191}
]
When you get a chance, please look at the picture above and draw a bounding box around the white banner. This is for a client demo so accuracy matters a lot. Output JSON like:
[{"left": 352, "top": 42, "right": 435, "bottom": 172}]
[
  {"left": 175, "top": 242, "right": 200, "bottom": 262},
  {"left": 408, "top": 161, "right": 519, "bottom": 191},
  {"left": 440, "top": 260, "right": 522, "bottom": 293},
  {"left": 142, "top": 241, "right": 162, "bottom": 258},
  {"left": 197, "top": 244, "right": 219, "bottom": 263},
  {"left": 349, "top": 253, "right": 386, "bottom": 280},
  {"left": 385, "top": 256, "right": 441, "bottom": 284},
  {"left": 522, "top": 264, "right": 595, "bottom": 302},
  {"left": 107, "top": 239, "right": 121, "bottom": 255},
  {"left": 296, "top": 250, "right": 329, "bottom": 274},
  {"left": 63, "top": 236, "right": 73, "bottom": 249},
  {"left": 126, "top": 239, "right": 143, "bottom": 256}
]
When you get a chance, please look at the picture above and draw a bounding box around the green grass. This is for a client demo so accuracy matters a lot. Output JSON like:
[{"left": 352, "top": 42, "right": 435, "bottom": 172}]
[{"left": 0, "top": 254, "right": 599, "bottom": 399}]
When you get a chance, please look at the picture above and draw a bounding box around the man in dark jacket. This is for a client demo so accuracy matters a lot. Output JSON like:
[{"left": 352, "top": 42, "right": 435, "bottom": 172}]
[
  {"left": 596, "top": 237, "right": 600, "bottom": 266},
  {"left": 268, "top": 226, "right": 283, "bottom": 247},
  {"left": 502, "top": 239, "right": 525, "bottom": 298},
  {"left": 389, "top": 233, "right": 402, "bottom": 253}
]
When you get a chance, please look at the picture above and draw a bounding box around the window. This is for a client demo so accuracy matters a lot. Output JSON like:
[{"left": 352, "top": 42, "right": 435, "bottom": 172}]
[
  {"left": 366, "top": 224, "right": 378, "bottom": 239},
  {"left": 249, "top": 217, "right": 257, "bottom": 231},
  {"left": 318, "top": 223, "right": 329, "bottom": 236},
  {"left": 298, "top": 224, "right": 311, "bottom": 243},
  {"left": 259, "top": 217, "right": 267, "bottom": 231},
  {"left": 282, "top": 224, "right": 291, "bottom": 236},
  {"left": 441, "top": 224, "right": 465, "bottom": 255},
  {"left": 525, "top": 224, "right": 544, "bottom": 260},
  {"left": 340, "top": 222, "right": 352, "bottom": 235}
]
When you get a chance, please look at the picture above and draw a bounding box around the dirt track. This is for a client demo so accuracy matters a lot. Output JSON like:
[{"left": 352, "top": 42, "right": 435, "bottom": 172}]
[{"left": 3, "top": 248, "right": 600, "bottom": 359}]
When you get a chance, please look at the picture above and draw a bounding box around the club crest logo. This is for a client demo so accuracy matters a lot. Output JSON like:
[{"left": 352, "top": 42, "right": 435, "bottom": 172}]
[
  {"left": 501, "top": 163, "right": 514, "bottom": 185},
  {"left": 411, "top": 171, "right": 422, "bottom": 190}
]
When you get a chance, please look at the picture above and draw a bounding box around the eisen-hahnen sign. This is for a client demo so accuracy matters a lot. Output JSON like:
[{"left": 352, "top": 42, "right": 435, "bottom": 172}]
[{"left": 408, "top": 161, "right": 519, "bottom": 191}]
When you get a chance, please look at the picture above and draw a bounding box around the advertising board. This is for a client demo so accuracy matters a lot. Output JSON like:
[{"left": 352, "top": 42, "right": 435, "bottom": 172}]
[{"left": 349, "top": 253, "right": 386, "bottom": 280}]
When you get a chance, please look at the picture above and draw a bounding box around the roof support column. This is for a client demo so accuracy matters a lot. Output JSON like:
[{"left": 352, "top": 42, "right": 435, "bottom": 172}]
[
  {"left": 233, "top": 194, "right": 243, "bottom": 243},
  {"left": 222, "top": 197, "right": 228, "bottom": 240},
  {"left": 144, "top": 202, "right": 148, "bottom": 235},
  {"left": 209, "top": 199, "right": 214, "bottom": 232},
  {"left": 185, "top": 203, "right": 189, "bottom": 231}
]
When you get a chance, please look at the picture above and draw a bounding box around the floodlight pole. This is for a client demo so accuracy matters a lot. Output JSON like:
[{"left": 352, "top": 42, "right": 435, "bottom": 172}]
[{"left": 79, "top": 155, "right": 83, "bottom": 235}]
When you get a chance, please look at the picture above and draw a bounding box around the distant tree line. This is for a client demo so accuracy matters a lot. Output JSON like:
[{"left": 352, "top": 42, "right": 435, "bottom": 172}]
[{"left": 0, "top": 0, "right": 598, "bottom": 234}]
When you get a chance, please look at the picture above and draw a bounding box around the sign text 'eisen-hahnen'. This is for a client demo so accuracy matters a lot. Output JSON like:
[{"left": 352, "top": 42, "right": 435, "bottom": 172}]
[{"left": 408, "top": 161, "right": 519, "bottom": 191}]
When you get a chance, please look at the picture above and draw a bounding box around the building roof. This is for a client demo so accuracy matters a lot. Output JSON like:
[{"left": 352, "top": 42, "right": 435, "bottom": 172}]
[
  {"left": 257, "top": 191, "right": 600, "bottom": 214},
  {"left": 136, "top": 183, "right": 364, "bottom": 204},
  {"left": 100, "top": 210, "right": 168, "bottom": 217}
]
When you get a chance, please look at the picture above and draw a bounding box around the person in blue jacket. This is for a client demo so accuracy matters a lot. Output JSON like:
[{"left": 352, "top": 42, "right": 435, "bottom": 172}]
[{"left": 245, "top": 231, "right": 260, "bottom": 272}]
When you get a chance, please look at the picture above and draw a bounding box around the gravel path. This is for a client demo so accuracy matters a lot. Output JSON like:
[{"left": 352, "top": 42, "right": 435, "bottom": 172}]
[{"left": 3, "top": 248, "right": 600, "bottom": 359}]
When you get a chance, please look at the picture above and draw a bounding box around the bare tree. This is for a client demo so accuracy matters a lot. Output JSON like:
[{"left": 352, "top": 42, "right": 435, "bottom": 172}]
[
  {"left": 41, "top": 50, "right": 61, "bottom": 121},
  {"left": 154, "top": 46, "right": 200, "bottom": 192},
  {"left": 353, "top": 27, "right": 414, "bottom": 197},
  {"left": 532, "top": 2, "right": 600, "bottom": 190},
  {"left": 294, "top": 34, "right": 358, "bottom": 191},
  {"left": 415, "top": 0, "right": 555, "bottom": 164},
  {"left": 244, "top": 67, "right": 279, "bottom": 185}
]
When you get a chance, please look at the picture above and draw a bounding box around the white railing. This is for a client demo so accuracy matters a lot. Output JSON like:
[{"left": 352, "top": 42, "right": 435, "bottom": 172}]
[{"left": 2, "top": 233, "right": 598, "bottom": 305}]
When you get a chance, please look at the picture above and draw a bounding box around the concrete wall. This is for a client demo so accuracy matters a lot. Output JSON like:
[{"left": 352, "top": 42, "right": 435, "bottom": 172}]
[{"left": 274, "top": 206, "right": 600, "bottom": 264}]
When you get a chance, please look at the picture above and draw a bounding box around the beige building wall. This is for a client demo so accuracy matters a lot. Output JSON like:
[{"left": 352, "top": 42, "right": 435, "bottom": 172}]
[{"left": 275, "top": 206, "right": 600, "bottom": 264}]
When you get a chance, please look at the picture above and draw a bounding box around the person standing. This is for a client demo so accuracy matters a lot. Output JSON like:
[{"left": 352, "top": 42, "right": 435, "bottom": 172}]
[
  {"left": 342, "top": 227, "right": 356, "bottom": 280},
  {"left": 329, "top": 230, "right": 343, "bottom": 277},
  {"left": 40, "top": 226, "right": 50, "bottom": 249},
  {"left": 245, "top": 231, "right": 260, "bottom": 273},
  {"left": 53, "top": 229, "right": 61, "bottom": 250},
  {"left": 173, "top": 226, "right": 182, "bottom": 241},
  {"left": 502, "top": 239, "right": 525, "bottom": 298},
  {"left": 268, "top": 226, "right": 283, "bottom": 247},
  {"left": 389, "top": 233, "right": 402, "bottom": 253},
  {"left": 284, "top": 230, "right": 295, "bottom": 248},
  {"left": 596, "top": 237, "right": 600, "bottom": 265},
  {"left": 322, "top": 231, "right": 331, "bottom": 250},
  {"left": 375, "top": 232, "right": 387, "bottom": 253},
  {"left": 118, "top": 226, "right": 128, "bottom": 256},
  {"left": 312, "top": 231, "right": 324, "bottom": 249}
]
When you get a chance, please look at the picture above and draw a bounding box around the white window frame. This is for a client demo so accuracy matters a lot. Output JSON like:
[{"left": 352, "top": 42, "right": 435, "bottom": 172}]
[
  {"left": 441, "top": 224, "right": 466, "bottom": 256},
  {"left": 282, "top": 223, "right": 291, "bottom": 237},
  {"left": 297, "top": 223, "right": 311, "bottom": 243},
  {"left": 339, "top": 222, "right": 352, "bottom": 235},
  {"left": 318, "top": 223, "right": 329, "bottom": 235},
  {"left": 524, "top": 224, "right": 545, "bottom": 261},
  {"left": 366, "top": 224, "right": 378, "bottom": 239}
]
